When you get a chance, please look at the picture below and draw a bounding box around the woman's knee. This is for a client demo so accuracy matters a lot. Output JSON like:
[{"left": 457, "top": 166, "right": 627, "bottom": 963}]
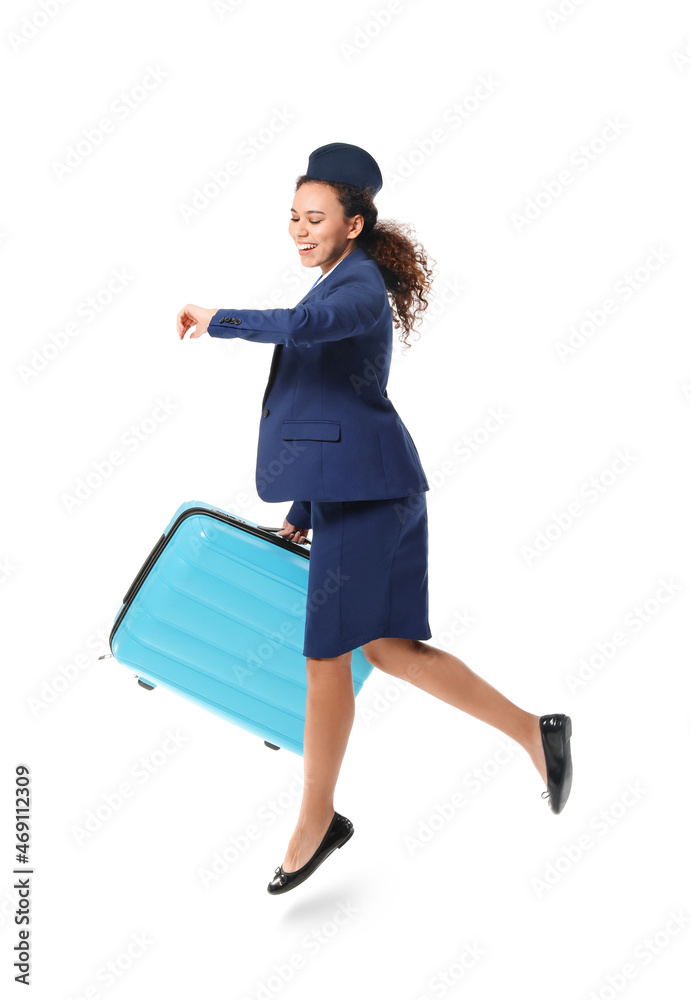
[
  {"left": 362, "top": 637, "right": 424, "bottom": 671},
  {"left": 306, "top": 651, "right": 352, "bottom": 670},
  {"left": 361, "top": 638, "right": 386, "bottom": 667}
]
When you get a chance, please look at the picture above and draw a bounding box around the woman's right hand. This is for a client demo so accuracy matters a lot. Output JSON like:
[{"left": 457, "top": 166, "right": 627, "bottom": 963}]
[
  {"left": 177, "top": 304, "right": 218, "bottom": 339},
  {"left": 277, "top": 519, "right": 309, "bottom": 545}
]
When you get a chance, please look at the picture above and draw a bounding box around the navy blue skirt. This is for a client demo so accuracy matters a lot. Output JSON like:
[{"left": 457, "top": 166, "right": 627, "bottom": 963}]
[{"left": 302, "top": 493, "right": 432, "bottom": 658}]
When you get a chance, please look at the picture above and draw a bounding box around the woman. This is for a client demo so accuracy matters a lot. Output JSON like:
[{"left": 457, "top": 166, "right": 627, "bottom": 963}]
[{"left": 177, "top": 142, "right": 573, "bottom": 895}]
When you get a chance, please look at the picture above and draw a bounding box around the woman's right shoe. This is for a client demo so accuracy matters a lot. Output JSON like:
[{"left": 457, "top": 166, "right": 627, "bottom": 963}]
[
  {"left": 539, "top": 714, "right": 573, "bottom": 814},
  {"left": 266, "top": 811, "right": 354, "bottom": 895}
]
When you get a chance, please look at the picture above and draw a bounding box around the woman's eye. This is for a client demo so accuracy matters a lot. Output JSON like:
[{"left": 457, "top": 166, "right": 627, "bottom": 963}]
[{"left": 291, "top": 218, "right": 321, "bottom": 224}]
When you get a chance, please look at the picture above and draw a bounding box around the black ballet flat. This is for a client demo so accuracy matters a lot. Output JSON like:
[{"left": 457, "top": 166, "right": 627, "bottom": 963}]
[
  {"left": 539, "top": 714, "right": 573, "bottom": 814},
  {"left": 266, "top": 811, "right": 354, "bottom": 895}
]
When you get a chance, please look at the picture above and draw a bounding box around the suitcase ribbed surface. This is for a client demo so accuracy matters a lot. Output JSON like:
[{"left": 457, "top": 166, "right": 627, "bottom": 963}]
[{"left": 108, "top": 502, "right": 373, "bottom": 755}]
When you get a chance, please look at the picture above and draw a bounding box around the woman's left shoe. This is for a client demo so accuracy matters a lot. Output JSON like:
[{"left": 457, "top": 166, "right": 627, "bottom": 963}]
[
  {"left": 266, "top": 811, "right": 354, "bottom": 895},
  {"left": 539, "top": 714, "right": 573, "bottom": 814}
]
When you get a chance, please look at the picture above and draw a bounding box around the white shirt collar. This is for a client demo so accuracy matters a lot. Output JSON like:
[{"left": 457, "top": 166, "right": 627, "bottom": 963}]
[{"left": 313, "top": 254, "right": 347, "bottom": 287}]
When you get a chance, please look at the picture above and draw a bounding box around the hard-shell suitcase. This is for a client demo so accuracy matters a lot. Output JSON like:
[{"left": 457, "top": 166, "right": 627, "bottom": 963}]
[{"left": 101, "top": 500, "right": 374, "bottom": 755}]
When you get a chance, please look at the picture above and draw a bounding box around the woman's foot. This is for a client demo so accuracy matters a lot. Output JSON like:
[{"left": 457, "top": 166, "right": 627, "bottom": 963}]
[
  {"left": 282, "top": 809, "right": 337, "bottom": 873},
  {"left": 267, "top": 813, "right": 354, "bottom": 894}
]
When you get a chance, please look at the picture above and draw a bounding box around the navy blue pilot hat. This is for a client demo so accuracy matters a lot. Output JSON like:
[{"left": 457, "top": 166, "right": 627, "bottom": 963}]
[{"left": 305, "top": 142, "right": 383, "bottom": 197}]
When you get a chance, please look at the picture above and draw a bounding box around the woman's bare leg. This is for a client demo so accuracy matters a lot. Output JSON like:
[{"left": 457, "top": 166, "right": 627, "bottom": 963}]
[
  {"left": 361, "top": 638, "right": 548, "bottom": 784},
  {"left": 282, "top": 651, "right": 355, "bottom": 873}
]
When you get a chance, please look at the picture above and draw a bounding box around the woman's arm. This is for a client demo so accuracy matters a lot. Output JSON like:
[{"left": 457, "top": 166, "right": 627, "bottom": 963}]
[
  {"left": 177, "top": 279, "right": 384, "bottom": 347},
  {"left": 275, "top": 501, "right": 311, "bottom": 545},
  {"left": 285, "top": 500, "right": 311, "bottom": 531}
]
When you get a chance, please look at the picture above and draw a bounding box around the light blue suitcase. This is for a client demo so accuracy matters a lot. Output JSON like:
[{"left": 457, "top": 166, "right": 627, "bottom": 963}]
[{"left": 101, "top": 501, "right": 374, "bottom": 756}]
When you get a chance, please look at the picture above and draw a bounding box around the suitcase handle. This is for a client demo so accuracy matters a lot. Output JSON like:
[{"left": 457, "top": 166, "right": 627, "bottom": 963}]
[
  {"left": 256, "top": 524, "right": 311, "bottom": 545},
  {"left": 110, "top": 508, "right": 311, "bottom": 652},
  {"left": 123, "top": 518, "right": 308, "bottom": 605}
]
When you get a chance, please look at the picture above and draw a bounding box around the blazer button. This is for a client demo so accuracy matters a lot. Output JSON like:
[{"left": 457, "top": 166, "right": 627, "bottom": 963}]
[{"left": 263, "top": 408, "right": 270, "bottom": 417}]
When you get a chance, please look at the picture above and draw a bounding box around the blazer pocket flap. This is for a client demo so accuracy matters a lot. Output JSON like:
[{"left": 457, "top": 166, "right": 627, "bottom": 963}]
[{"left": 281, "top": 419, "right": 341, "bottom": 441}]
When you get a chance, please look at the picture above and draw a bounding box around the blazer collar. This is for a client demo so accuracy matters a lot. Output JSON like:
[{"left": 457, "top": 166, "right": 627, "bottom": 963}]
[{"left": 301, "top": 245, "right": 370, "bottom": 301}]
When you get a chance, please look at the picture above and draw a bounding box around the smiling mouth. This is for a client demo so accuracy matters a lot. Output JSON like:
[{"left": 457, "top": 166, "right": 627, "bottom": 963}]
[{"left": 297, "top": 243, "right": 317, "bottom": 254}]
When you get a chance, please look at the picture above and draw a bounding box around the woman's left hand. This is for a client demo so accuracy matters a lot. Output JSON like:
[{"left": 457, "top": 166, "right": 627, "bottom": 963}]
[
  {"left": 177, "top": 304, "right": 218, "bottom": 339},
  {"left": 277, "top": 519, "right": 310, "bottom": 545}
]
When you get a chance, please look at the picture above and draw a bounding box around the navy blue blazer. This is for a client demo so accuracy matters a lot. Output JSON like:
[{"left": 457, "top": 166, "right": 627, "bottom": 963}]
[{"left": 207, "top": 245, "right": 429, "bottom": 530}]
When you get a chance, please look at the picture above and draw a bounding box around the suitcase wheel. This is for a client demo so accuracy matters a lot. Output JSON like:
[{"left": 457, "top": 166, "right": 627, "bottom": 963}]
[
  {"left": 264, "top": 741, "right": 281, "bottom": 751},
  {"left": 136, "top": 677, "right": 156, "bottom": 691}
]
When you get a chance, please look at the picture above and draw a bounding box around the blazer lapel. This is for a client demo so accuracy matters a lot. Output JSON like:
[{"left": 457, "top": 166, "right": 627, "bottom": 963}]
[
  {"left": 262, "top": 343, "right": 283, "bottom": 408},
  {"left": 261, "top": 247, "right": 370, "bottom": 407},
  {"left": 299, "top": 246, "right": 369, "bottom": 304}
]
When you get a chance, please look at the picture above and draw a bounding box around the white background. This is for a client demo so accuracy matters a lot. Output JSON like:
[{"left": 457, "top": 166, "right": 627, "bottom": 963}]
[{"left": 3, "top": 0, "right": 690, "bottom": 997}]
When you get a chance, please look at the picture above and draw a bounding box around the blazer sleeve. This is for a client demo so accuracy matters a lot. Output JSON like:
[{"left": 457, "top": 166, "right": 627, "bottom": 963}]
[
  {"left": 286, "top": 500, "right": 311, "bottom": 531},
  {"left": 207, "top": 279, "right": 383, "bottom": 347}
]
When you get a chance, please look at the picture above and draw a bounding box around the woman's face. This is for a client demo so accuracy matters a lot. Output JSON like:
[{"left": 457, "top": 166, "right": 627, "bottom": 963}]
[{"left": 289, "top": 182, "right": 363, "bottom": 273}]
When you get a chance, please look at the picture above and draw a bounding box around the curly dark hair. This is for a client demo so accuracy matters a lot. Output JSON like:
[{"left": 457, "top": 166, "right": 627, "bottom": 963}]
[{"left": 295, "top": 175, "right": 436, "bottom": 351}]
